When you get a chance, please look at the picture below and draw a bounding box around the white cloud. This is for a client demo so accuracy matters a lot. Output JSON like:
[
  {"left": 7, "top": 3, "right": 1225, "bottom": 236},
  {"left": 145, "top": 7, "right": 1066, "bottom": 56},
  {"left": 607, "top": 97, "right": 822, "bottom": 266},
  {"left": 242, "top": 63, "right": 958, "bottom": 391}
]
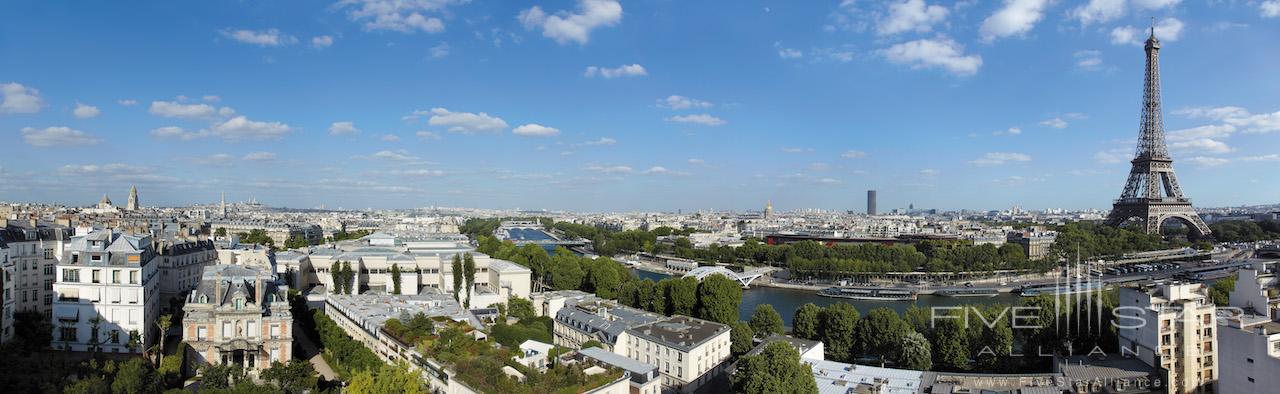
[
  {"left": 1074, "top": 50, "right": 1103, "bottom": 70},
  {"left": 58, "top": 163, "right": 149, "bottom": 176},
  {"left": 1240, "top": 154, "right": 1280, "bottom": 162},
  {"left": 781, "top": 147, "right": 814, "bottom": 154},
  {"left": 641, "top": 166, "right": 689, "bottom": 176},
  {"left": 149, "top": 101, "right": 218, "bottom": 119},
  {"left": 1040, "top": 117, "right": 1068, "bottom": 129},
  {"left": 220, "top": 28, "right": 297, "bottom": 46},
  {"left": 430, "top": 42, "right": 450, "bottom": 58},
  {"left": 381, "top": 134, "right": 401, "bottom": 142},
  {"left": 841, "top": 150, "right": 867, "bottom": 159},
  {"left": 416, "top": 130, "right": 442, "bottom": 140},
  {"left": 574, "top": 137, "right": 616, "bottom": 146},
  {"left": 73, "top": 103, "right": 101, "bottom": 119},
  {"left": 150, "top": 126, "right": 208, "bottom": 140},
  {"left": 426, "top": 107, "right": 509, "bottom": 133},
  {"left": 1227, "top": 111, "right": 1280, "bottom": 134},
  {"left": 584, "top": 164, "right": 633, "bottom": 174},
  {"left": 584, "top": 64, "right": 647, "bottom": 78},
  {"left": 1168, "top": 124, "right": 1236, "bottom": 141},
  {"left": 243, "top": 151, "right": 276, "bottom": 161},
  {"left": 21, "top": 126, "right": 101, "bottom": 147},
  {"left": 1071, "top": 0, "right": 1127, "bottom": 26},
  {"left": 1112, "top": 18, "right": 1184, "bottom": 45},
  {"left": 687, "top": 158, "right": 706, "bottom": 165},
  {"left": 312, "top": 35, "right": 334, "bottom": 49},
  {"left": 1094, "top": 148, "right": 1132, "bottom": 164},
  {"left": 329, "top": 121, "right": 360, "bottom": 135},
  {"left": 365, "top": 149, "right": 419, "bottom": 161},
  {"left": 1169, "top": 138, "right": 1232, "bottom": 154},
  {"left": 1265, "top": 1, "right": 1280, "bottom": 17},
  {"left": 513, "top": 123, "right": 561, "bottom": 137},
  {"left": 1186, "top": 156, "right": 1229, "bottom": 167},
  {"left": 392, "top": 168, "right": 446, "bottom": 177},
  {"left": 882, "top": 38, "right": 982, "bottom": 76},
  {"left": 993, "top": 127, "right": 1022, "bottom": 136},
  {"left": 518, "top": 0, "right": 622, "bottom": 45},
  {"left": 208, "top": 116, "right": 293, "bottom": 140},
  {"left": 1175, "top": 106, "right": 1250, "bottom": 120},
  {"left": 665, "top": 114, "right": 726, "bottom": 126},
  {"left": 338, "top": 0, "right": 456, "bottom": 33},
  {"left": 776, "top": 45, "right": 803, "bottom": 59},
  {"left": 877, "top": 0, "right": 949, "bottom": 36},
  {"left": 202, "top": 95, "right": 220, "bottom": 102},
  {"left": 116, "top": 99, "right": 138, "bottom": 106},
  {"left": 657, "top": 95, "right": 712, "bottom": 110},
  {"left": 979, "top": 0, "right": 1049, "bottom": 42},
  {"left": 1, "top": 82, "right": 43, "bottom": 113},
  {"left": 919, "top": 168, "right": 940, "bottom": 177},
  {"left": 970, "top": 152, "right": 1031, "bottom": 166},
  {"left": 201, "top": 154, "right": 235, "bottom": 166}
]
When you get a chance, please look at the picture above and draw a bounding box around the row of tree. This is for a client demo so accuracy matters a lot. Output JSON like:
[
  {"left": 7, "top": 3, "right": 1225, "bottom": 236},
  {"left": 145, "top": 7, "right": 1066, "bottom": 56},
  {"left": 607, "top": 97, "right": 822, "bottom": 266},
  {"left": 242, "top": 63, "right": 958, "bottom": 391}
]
[
  {"left": 450, "top": 253, "right": 477, "bottom": 307},
  {"left": 615, "top": 275, "right": 744, "bottom": 325},
  {"left": 329, "top": 261, "right": 355, "bottom": 295},
  {"left": 1210, "top": 220, "right": 1280, "bottom": 243}
]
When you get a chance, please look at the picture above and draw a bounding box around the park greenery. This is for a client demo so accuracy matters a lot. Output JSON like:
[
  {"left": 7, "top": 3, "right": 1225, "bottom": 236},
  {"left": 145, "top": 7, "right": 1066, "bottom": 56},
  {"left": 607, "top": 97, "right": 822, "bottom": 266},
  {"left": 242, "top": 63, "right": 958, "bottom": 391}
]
[
  {"left": 732, "top": 341, "right": 819, "bottom": 394},
  {"left": 310, "top": 309, "right": 382, "bottom": 379},
  {"left": 330, "top": 261, "right": 356, "bottom": 295},
  {"left": 330, "top": 229, "right": 374, "bottom": 243},
  {"left": 1209, "top": 219, "right": 1280, "bottom": 242},
  {"left": 1209, "top": 273, "right": 1238, "bottom": 305},
  {"left": 425, "top": 324, "right": 625, "bottom": 394},
  {"left": 787, "top": 290, "right": 1119, "bottom": 373}
]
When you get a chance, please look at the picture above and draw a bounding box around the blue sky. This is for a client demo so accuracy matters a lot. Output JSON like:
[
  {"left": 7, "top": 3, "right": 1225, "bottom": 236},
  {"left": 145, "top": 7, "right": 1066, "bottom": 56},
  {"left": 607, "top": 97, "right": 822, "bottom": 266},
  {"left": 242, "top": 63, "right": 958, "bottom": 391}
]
[{"left": 2, "top": 0, "right": 1278, "bottom": 212}]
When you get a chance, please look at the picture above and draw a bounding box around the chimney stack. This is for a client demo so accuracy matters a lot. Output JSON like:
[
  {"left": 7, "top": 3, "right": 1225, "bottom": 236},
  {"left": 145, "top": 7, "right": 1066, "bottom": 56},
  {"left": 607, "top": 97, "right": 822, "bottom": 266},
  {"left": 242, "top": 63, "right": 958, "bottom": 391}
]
[
  {"left": 215, "top": 272, "right": 222, "bottom": 304},
  {"left": 255, "top": 273, "right": 264, "bottom": 305}
]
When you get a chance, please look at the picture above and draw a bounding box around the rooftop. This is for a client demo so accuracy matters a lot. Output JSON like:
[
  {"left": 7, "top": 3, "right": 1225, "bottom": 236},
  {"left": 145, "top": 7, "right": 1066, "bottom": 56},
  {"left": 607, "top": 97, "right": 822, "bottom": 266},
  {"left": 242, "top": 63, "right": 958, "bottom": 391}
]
[
  {"left": 626, "top": 315, "right": 729, "bottom": 352},
  {"left": 804, "top": 358, "right": 923, "bottom": 394},
  {"left": 327, "top": 291, "right": 481, "bottom": 334}
]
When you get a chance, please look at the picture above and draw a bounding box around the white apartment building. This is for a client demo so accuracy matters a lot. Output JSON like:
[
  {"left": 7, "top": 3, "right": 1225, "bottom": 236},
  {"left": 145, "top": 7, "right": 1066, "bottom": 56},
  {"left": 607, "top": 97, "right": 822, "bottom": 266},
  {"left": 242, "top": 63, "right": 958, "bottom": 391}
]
[
  {"left": 51, "top": 230, "right": 160, "bottom": 353},
  {"left": 290, "top": 232, "right": 531, "bottom": 307},
  {"left": 624, "top": 316, "right": 731, "bottom": 393},
  {"left": 1, "top": 223, "right": 72, "bottom": 317},
  {"left": 553, "top": 299, "right": 665, "bottom": 354},
  {"left": 1218, "top": 267, "right": 1280, "bottom": 394},
  {"left": 1, "top": 242, "right": 13, "bottom": 342},
  {"left": 1117, "top": 283, "right": 1219, "bottom": 394}
]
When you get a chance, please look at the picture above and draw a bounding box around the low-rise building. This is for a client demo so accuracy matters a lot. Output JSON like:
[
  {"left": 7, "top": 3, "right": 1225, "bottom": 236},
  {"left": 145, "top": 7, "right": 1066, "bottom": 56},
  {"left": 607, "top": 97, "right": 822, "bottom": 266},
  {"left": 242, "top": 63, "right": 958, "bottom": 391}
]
[
  {"left": 554, "top": 299, "right": 665, "bottom": 353},
  {"left": 182, "top": 264, "right": 292, "bottom": 374},
  {"left": 573, "top": 346, "right": 662, "bottom": 394},
  {"left": 1, "top": 222, "right": 72, "bottom": 317},
  {"left": 624, "top": 315, "right": 731, "bottom": 393},
  {"left": 324, "top": 292, "right": 479, "bottom": 365},
  {"left": 1117, "top": 283, "right": 1219, "bottom": 394},
  {"left": 51, "top": 230, "right": 159, "bottom": 353},
  {"left": 1006, "top": 230, "right": 1056, "bottom": 260},
  {"left": 156, "top": 238, "right": 217, "bottom": 311}
]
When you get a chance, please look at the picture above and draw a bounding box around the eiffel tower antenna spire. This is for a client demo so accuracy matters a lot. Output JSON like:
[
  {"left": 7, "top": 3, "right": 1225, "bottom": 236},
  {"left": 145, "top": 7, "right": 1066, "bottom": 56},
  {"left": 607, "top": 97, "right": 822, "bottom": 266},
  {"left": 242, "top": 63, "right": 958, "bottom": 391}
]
[{"left": 1105, "top": 29, "right": 1211, "bottom": 238}]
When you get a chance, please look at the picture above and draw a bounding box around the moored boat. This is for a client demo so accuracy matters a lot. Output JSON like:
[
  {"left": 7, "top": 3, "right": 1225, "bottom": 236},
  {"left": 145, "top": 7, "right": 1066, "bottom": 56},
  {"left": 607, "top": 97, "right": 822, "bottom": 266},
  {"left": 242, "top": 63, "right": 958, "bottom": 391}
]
[
  {"left": 937, "top": 288, "right": 1000, "bottom": 297},
  {"left": 817, "top": 286, "right": 917, "bottom": 301}
]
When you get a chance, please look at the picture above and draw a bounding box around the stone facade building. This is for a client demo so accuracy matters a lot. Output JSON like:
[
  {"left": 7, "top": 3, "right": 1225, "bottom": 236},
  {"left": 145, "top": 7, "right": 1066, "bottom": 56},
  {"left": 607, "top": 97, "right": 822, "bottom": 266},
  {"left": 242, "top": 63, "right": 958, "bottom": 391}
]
[{"left": 182, "top": 264, "right": 292, "bottom": 374}]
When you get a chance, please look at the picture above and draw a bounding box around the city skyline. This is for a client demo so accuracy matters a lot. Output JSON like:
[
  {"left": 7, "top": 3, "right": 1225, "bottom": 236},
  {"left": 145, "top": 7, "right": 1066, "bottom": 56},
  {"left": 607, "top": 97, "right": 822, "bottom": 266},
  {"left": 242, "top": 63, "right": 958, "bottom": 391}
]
[{"left": 2, "top": 1, "right": 1279, "bottom": 212}]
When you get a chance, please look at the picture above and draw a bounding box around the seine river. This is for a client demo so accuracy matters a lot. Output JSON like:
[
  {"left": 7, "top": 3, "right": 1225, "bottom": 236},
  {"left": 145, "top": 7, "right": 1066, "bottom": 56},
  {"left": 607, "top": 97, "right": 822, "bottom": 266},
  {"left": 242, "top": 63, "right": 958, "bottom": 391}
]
[{"left": 633, "top": 269, "right": 1021, "bottom": 325}]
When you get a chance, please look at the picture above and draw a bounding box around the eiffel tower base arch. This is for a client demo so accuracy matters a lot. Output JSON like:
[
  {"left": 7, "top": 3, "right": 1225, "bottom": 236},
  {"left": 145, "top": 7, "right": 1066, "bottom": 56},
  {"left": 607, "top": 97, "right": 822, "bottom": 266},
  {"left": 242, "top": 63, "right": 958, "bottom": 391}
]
[{"left": 1105, "top": 201, "right": 1212, "bottom": 239}]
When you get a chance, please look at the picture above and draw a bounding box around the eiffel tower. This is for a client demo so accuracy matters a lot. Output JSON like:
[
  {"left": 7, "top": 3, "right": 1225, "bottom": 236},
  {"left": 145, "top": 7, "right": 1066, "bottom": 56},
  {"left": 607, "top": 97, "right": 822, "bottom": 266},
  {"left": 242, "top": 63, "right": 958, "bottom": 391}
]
[{"left": 1105, "top": 25, "right": 1211, "bottom": 238}]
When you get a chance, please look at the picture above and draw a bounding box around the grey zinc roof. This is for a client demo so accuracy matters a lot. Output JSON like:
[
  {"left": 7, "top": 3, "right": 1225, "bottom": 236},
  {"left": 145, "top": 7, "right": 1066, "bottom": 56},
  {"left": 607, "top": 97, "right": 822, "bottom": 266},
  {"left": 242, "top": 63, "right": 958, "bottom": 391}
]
[
  {"left": 556, "top": 301, "right": 665, "bottom": 345},
  {"left": 625, "top": 315, "right": 729, "bottom": 352}
]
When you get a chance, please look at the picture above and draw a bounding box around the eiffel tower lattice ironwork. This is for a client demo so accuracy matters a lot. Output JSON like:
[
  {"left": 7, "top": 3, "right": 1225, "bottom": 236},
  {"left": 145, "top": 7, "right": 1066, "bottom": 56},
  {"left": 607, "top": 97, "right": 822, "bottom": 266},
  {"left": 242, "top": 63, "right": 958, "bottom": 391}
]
[{"left": 1104, "top": 25, "right": 1211, "bottom": 238}]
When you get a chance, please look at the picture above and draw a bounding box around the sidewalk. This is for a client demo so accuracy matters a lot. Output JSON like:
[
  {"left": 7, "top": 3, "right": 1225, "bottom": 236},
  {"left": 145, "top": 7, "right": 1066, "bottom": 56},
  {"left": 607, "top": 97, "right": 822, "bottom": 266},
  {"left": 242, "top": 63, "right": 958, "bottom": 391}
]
[{"left": 293, "top": 322, "right": 339, "bottom": 381}]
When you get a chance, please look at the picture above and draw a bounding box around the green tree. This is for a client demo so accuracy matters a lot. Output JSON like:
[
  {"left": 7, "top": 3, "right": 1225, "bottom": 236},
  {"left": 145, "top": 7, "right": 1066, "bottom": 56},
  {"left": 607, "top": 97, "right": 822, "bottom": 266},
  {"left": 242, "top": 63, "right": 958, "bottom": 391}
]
[
  {"left": 731, "top": 341, "right": 819, "bottom": 394},
  {"left": 550, "top": 257, "right": 585, "bottom": 291},
  {"left": 792, "top": 303, "right": 821, "bottom": 340},
  {"left": 730, "top": 321, "right": 755, "bottom": 357},
  {"left": 347, "top": 363, "right": 427, "bottom": 394},
  {"left": 749, "top": 304, "right": 785, "bottom": 338},
  {"left": 112, "top": 358, "right": 160, "bottom": 394},
  {"left": 260, "top": 360, "right": 317, "bottom": 393},
  {"left": 451, "top": 254, "right": 463, "bottom": 302},
  {"left": 975, "top": 317, "right": 1013, "bottom": 372},
  {"left": 1210, "top": 274, "right": 1237, "bottom": 305},
  {"left": 819, "top": 303, "right": 860, "bottom": 362},
  {"left": 931, "top": 316, "right": 970, "bottom": 371},
  {"left": 390, "top": 264, "right": 402, "bottom": 295},
  {"left": 214, "top": 227, "right": 227, "bottom": 237},
  {"left": 463, "top": 253, "right": 476, "bottom": 308},
  {"left": 507, "top": 297, "right": 536, "bottom": 321},
  {"left": 586, "top": 259, "right": 621, "bottom": 299},
  {"left": 695, "top": 275, "right": 743, "bottom": 325},
  {"left": 284, "top": 235, "right": 309, "bottom": 249},
  {"left": 856, "top": 308, "right": 910, "bottom": 364},
  {"left": 154, "top": 314, "right": 172, "bottom": 367},
  {"left": 330, "top": 261, "right": 343, "bottom": 294},
  {"left": 64, "top": 375, "right": 110, "bottom": 394},
  {"left": 665, "top": 276, "right": 698, "bottom": 316},
  {"left": 200, "top": 364, "right": 246, "bottom": 390},
  {"left": 581, "top": 340, "right": 603, "bottom": 349},
  {"left": 897, "top": 331, "right": 933, "bottom": 370},
  {"left": 341, "top": 261, "right": 355, "bottom": 295}
]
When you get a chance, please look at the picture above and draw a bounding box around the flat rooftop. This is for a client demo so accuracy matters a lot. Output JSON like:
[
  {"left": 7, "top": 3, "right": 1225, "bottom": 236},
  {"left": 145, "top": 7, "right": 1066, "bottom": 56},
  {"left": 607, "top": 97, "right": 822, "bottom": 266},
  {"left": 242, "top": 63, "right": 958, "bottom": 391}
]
[
  {"left": 804, "top": 358, "right": 923, "bottom": 394},
  {"left": 626, "top": 315, "right": 728, "bottom": 352},
  {"left": 326, "top": 291, "right": 480, "bottom": 333}
]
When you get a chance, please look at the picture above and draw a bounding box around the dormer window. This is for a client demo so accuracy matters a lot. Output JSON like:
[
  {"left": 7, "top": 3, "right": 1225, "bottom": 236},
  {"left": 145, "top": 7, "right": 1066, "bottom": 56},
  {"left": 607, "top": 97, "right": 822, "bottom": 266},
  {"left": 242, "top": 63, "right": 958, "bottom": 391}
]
[
  {"left": 235, "top": 297, "right": 245, "bottom": 310},
  {"left": 199, "top": 294, "right": 208, "bottom": 303}
]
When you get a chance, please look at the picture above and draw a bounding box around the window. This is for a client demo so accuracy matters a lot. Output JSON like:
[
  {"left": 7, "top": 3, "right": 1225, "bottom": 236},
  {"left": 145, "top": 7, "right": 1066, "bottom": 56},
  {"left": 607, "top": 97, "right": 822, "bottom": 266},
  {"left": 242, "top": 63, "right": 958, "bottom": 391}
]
[
  {"left": 62, "top": 269, "right": 80, "bottom": 283},
  {"left": 92, "top": 270, "right": 101, "bottom": 283},
  {"left": 43, "top": 265, "right": 53, "bottom": 276},
  {"left": 270, "top": 324, "right": 280, "bottom": 338},
  {"left": 111, "top": 270, "right": 120, "bottom": 284},
  {"left": 110, "top": 330, "right": 120, "bottom": 344},
  {"left": 222, "top": 321, "right": 232, "bottom": 337},
  {"left": 90, "top": 255, "right": 102, "bottom": 262},
  {"left": 43, "top": 248, "right": 53, "bottom": 259},
  {"left": 129, "top": 271, "right": 138, "bottom": 284},
  {"left": 60, "top": 326, "right": 77, "bottom": 341},
  {"left": 197, "top": 326, "right": 208, "bottom": 340},
  {"left": 247, "top": 321, "right": 257, "bottom": 337}
]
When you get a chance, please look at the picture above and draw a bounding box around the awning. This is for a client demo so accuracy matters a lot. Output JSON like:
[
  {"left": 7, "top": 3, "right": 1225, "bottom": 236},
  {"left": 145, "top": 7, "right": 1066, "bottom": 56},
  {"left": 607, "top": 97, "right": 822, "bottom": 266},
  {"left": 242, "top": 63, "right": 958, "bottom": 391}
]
[{"left": 55, "top": 307, "right": 79, "bottom": 322}]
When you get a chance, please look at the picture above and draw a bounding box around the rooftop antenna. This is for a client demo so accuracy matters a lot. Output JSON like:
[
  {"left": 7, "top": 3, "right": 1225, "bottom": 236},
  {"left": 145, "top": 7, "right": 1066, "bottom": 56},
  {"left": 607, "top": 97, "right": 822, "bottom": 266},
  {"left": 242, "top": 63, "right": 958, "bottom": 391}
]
[{"left": 1149, "top": 16, "right": 1155, "bottom": 38}]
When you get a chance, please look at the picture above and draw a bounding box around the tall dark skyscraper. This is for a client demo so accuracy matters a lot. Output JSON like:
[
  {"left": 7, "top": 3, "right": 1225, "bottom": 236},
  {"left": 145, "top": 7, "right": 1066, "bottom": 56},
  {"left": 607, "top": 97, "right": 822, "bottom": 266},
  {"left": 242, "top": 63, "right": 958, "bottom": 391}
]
[{"left": 866, "top": 190, "right": 877, "bottom": 216}]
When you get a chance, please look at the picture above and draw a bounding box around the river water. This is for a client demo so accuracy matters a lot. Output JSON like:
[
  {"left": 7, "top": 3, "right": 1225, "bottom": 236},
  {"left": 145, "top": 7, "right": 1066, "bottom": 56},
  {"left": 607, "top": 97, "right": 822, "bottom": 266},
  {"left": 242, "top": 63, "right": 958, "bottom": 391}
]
[{"left": 633, "top": 269, "right": 1021, "bottom": 324}]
